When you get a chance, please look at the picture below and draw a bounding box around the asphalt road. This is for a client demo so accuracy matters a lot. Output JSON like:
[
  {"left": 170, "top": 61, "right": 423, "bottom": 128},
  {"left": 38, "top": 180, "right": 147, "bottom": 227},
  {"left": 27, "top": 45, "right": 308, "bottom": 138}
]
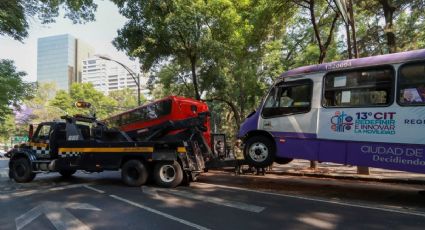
[{"left": 1, "top": 159, "right": 425, "bottom": 230}]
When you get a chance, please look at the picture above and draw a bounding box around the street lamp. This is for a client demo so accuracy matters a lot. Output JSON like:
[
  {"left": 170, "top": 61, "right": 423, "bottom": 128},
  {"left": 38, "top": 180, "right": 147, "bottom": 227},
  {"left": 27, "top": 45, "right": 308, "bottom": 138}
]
[{"left": 96, "top": 55, "right": 141, "bottom": 106}]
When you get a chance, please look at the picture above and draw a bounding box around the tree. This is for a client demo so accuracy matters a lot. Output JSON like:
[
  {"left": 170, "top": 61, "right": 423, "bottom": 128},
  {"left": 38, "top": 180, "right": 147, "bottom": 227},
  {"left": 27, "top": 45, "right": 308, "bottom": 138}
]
[
  {"left": 293, "top": 0, "right": 340, "bottom": 63},
  {"left": 50, "top": 83, "right": 118, "bottom": 119},
  {"left": 20, "top": 82, "right": 62, "bottom": 123},
  {"left": 356, "top": 0, "right": 425, "bottom": 54},
  {"left": 109, "top": 88, "right": 144, "bottom": 110},
  {"left": 0, "top": 60, "right": 33, "bottom": 122},
  {"left": 112, "top": 0, "right": 250, "bottom": 101},
  {"left": 0, "top": 0, "right": 97, "bottom": 41}
]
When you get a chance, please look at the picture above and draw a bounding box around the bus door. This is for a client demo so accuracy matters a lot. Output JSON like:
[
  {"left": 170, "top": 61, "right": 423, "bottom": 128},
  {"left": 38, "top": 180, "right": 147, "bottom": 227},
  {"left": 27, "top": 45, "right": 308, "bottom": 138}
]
[{"left": 259, "top": 78, "right": 319, "bottom": 160}]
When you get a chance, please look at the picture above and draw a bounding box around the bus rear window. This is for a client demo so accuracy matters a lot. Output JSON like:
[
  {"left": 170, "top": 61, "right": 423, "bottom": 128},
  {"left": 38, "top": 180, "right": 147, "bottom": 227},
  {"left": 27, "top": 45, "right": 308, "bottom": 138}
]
[
  {"left": 398, "top": 62, "right": 425, "bottom": 106},
  {"left": 323, "top": 67, "right": 394, "bottom": 107}
]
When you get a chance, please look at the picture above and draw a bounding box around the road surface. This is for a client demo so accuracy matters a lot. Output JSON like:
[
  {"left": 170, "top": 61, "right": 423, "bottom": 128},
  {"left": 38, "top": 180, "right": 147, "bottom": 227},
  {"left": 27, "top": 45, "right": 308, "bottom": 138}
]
[{"left": 1, "top": 159, "right": 425, "bottom": 230}]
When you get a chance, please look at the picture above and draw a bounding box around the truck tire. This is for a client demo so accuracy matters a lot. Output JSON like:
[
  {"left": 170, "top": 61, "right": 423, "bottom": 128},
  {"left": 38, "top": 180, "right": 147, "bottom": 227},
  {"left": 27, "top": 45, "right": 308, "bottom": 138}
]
[
  {"left": 12, "top": 158, "right": 36, "bottom": 183},
  {"left": 121, "top": 160, "right": 148, "bottom": 187},
  {"left": 244, "top": 136, "right": 275, "bottom": 168},
  {"left": 59, "top": 169, "right": 77, "bottom": 178},
  {"left": 153, "top": 161, "right": 183, "bottom": 188}
]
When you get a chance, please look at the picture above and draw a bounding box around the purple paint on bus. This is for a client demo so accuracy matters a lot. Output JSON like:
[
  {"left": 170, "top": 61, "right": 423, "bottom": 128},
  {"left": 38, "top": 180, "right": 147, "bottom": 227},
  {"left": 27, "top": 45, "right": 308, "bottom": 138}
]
[
  {"left": 280, "top": 49, "right": 425, "bottom": 78},
  {"left": 274, "top": 135, "right": 425, "bottom": 173},
  {"left": 237, "top": 109, "right": 260, "bottom": 138}
]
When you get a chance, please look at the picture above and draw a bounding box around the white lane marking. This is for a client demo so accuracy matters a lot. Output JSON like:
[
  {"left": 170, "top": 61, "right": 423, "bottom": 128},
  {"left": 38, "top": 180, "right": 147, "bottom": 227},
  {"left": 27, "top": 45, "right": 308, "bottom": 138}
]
[
  {"left": 297, "top": 212, "right": 340, "bottom": 230},
  {"left": 0, "top": 184, "right": 89, "bottom": 200},
  {"left": 83, "top": 185, "right": 105, "bottom": 194},
  {"left": 194, "top": 183, "right": 425, "bottom": 218},
  {"left": 0, "top": 171, "right": 8, "bottom": 178},
  {"left": 0, "top": 167, "right": 9, "bottom": 178},
  {"left": 15, "top": 201, "right": 101, "bottom": 230},
  {"left": 143, "top": 186, "right": 265, "bottom": 213},
  {"left": 110, "top": 195, "right": 210, "bottom": 230}
]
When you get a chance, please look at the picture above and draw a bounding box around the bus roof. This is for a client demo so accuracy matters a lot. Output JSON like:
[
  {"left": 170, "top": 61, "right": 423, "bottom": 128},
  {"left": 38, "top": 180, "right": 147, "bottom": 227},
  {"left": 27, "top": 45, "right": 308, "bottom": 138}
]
[{"left": 279, "top": 48, "right": 425, "bottom": 79}]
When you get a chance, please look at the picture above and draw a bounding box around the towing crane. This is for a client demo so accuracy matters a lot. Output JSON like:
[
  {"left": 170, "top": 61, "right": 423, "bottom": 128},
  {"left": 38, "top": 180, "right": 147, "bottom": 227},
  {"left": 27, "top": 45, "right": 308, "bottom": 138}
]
[{"left": 7, "top": 111, "right": 211, "bottom": 188}]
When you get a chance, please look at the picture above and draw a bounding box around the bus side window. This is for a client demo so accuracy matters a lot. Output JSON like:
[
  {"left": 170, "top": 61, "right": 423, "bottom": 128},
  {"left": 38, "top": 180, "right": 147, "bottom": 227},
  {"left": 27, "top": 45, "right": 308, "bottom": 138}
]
[
  {"left": 323, "top": 67, "right": 393, "bottom": 107},
  {"left": 398, "top": 62, "right": 425, "bottom": 106},
  {"left": 262, "top": 79, "right": 313, "bottom": 118}
]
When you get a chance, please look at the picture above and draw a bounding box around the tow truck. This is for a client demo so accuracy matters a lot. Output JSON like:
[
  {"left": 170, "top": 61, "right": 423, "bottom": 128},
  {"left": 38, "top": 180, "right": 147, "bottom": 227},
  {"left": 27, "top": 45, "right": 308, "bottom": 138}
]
[{"left": 7, "top": 106, "right": 211, "bottom": 188}]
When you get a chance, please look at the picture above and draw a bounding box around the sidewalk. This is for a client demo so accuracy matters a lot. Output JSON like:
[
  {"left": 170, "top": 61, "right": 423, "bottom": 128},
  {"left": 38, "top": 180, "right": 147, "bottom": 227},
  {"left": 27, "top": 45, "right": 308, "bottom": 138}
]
[{"left": 267, "top": 159, "right": 425, "bottom": 185}]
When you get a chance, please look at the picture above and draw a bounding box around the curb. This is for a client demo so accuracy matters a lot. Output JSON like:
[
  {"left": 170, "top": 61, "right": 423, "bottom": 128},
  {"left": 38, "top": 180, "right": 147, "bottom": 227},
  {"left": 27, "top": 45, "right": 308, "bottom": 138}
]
[{"left": 267, "top": 170, "right": 425, "bottom": 185}]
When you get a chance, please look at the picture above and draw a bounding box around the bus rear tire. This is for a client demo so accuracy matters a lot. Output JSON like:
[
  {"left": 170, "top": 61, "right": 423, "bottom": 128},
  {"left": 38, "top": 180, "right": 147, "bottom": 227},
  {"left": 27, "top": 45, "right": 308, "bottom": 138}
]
[
  {"left": 153, "top": 161, "right": 183, "bottom": 188},
  {"left": 121, "top": 160, "right": 148, "bottom": 187},
  {"left": 12, "top": 158, "right": 36, "bottom": 183},
  {"left": 244, "top": 136, "right": 275, "bottom": 168}
]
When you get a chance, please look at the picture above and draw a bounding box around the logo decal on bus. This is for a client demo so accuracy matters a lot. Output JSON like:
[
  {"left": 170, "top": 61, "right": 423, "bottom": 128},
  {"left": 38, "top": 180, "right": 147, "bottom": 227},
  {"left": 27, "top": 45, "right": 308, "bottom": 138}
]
[
  {"left": 330, "top": 111, "right": 397, "bottom": 135},
  {"left": 330, "top": 111, "right": 353, "bottom": 132}
]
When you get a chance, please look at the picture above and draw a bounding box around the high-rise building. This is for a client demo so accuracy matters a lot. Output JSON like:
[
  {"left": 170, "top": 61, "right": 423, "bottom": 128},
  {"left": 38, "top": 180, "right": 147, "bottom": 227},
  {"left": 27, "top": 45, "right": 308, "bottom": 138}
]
[
  {"left": 37, "top": 34, "right": 95, "bottom": 91},
  {"left": 82, "top": 57, "right": 148, "bottom": 96}
]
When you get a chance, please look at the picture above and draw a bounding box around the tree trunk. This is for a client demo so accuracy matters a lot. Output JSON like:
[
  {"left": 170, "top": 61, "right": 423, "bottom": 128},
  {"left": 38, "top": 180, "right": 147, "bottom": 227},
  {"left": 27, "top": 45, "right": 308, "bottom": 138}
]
[
  {"left": 310, "top": 160, "right": 318, "bottom": 169},
  {"left": 345, "top": 22, "right": 352, "bottom": 59},
  {"left": 205, "top": 97, "right": 241, "bottom": 131},
  {"left": 348, "top": 0, "right": 358, "bottom": 58},
  {"left": 190, "top": 56, "right": 201, "bottom": 100},
  {"left": 379, "top": 0, "right": 397, "bottom": 53},
  {"left": 357, "top": 166, "right": 370, "bottom": 175},
  {"left": 308, "top": 0, "right": 338, "bottom": 63}
]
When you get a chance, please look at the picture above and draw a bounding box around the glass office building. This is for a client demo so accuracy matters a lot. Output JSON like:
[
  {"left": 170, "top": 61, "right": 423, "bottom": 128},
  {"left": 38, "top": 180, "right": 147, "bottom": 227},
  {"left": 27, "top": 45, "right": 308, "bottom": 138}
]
[{"left": 37, "top": 34, "right": 94, "bottom": 91}]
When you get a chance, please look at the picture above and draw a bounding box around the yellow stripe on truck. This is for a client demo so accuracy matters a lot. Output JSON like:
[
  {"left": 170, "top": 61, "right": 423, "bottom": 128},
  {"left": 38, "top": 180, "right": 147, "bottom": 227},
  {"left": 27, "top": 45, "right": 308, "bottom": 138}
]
[
  {"left": 58, "top": 147, "right": 154, "bottom": 153},
  {"left": 29, "top": 142, "right": 49, "bottom": 148},
  {"left": 177, "top": 147, "right": 187, "bottom": 153}
]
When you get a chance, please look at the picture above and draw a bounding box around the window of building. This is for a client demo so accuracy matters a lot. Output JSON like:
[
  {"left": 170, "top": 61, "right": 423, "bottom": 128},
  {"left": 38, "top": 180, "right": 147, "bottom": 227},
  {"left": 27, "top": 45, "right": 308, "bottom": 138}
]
[
  {"left": 398, "top": 62, "right": 425, "bottom": 106},
  {"left": 323, "top": 67, "right": 394, "bottom": 107},
  {"left": 262, "top": 79, "right": 313, "bottom": 118}
]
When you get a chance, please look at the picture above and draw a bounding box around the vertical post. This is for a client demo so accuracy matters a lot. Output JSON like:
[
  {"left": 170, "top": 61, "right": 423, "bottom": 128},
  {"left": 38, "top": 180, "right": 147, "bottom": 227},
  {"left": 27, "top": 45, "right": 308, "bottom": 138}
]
[{"left": 137, "top": 74, "right": 141, "bottom": 106}]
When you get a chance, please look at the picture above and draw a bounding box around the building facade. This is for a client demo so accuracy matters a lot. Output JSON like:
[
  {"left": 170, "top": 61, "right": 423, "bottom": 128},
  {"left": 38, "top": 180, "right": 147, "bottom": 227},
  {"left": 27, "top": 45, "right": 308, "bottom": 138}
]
[
  {"left": 82, "top": 57, "right": 148, "bottom": 96},
  {"left": 37, "top": 34, "right": 95, "bottom": 91}
]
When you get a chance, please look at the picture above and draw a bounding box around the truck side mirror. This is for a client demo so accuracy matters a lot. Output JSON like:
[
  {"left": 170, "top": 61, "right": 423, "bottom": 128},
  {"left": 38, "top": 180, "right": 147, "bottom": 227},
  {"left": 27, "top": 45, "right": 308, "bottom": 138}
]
[{"left": 28, "top": 124, "right": 34, "bottom": 140}]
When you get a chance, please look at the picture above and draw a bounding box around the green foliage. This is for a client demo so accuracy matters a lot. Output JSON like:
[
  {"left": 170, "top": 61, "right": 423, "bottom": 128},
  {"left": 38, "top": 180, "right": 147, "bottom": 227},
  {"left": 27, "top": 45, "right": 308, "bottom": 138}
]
[
  {"left": 0, "top": 60, "right": 33, "bottom": 122},
  {"left": 110, "top": 0, "right": 425, "bottom": 141},
  {"left": 108, "top": 88, "right": 145, "bottom": 111},
  {"left": 50, "top": 83, "right": 118, "bottom": 119},
  {"left": 0, "top": 0, "right": 97, "bottom": 41},
  {"left": 0, "top": 115, "right": 16, "bottom": 144}
]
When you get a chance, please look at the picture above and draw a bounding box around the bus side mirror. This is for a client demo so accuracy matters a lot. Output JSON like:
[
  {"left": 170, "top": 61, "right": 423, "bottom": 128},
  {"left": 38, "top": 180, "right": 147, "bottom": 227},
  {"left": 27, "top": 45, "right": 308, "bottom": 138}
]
[{"left": 28, "top": 124, "right": 34, "bottom": 140}]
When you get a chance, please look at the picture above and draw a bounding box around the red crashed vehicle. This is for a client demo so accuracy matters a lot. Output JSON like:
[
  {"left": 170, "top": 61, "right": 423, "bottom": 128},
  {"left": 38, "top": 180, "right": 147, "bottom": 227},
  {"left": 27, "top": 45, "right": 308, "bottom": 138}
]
[{"left": 104, "top": 96, "right": 211, "bottom": 146}]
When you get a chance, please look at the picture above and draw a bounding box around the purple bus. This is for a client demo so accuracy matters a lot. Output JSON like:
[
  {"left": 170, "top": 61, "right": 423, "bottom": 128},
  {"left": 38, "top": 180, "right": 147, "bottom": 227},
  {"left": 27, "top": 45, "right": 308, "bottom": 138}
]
[{"left": 238, "top": 49, "right": 425, "bottom": 173}]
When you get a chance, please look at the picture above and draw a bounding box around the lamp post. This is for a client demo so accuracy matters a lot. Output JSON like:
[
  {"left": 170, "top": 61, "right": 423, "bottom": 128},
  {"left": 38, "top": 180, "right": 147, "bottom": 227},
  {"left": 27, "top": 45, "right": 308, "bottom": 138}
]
[{"left": 96, "top": 55, "right": 141, "bottom": 106}]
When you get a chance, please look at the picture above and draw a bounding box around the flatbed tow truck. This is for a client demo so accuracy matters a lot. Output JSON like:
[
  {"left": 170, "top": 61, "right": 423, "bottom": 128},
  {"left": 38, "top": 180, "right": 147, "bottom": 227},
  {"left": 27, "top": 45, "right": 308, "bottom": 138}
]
[{"left": 7, "top": 111, "right": 212, "bottom": 188}]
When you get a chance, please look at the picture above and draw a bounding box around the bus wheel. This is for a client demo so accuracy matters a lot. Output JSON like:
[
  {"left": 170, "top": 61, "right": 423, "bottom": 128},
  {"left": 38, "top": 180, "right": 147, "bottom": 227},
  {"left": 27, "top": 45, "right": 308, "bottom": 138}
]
[
  {"left": 244, "top": 136, "right": 275, "bottom": 168},
  {"left": 153, "top": 161, "right": 183, "bottom": 188},
  {"left": 12, "top": 158, "right": 36, "bottom": 183},
  {"left": 121, "top": 160, "right": 148, "bottom": 187},
  {"left": 59, "top": 169, "right": 76, "bottom": 178}
]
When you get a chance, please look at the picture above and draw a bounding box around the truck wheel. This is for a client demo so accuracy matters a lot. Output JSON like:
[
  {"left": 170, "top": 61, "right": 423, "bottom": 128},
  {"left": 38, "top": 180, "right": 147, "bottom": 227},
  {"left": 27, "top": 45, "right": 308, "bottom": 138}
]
[
  {"left": 244, "top": 136, "right": 275, "bottom": 168},
  {"left": 12, "top": 158, "right": 36, "bottom": 183},
  {"left": 59, "top": 169, "right": 77, "bottom": 178},
  {"left": 121, "top": 160, "right": 148, "bottom": 187},
  {"left": 153, "top": 161, "right": 183, "bottom": 188}
]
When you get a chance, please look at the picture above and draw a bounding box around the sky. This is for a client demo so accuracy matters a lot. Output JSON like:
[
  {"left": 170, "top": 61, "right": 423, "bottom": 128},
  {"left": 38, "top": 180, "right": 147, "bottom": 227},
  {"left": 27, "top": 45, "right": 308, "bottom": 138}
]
[{"left": 0, "top": 0, "right": 137, "bottom": 82}]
